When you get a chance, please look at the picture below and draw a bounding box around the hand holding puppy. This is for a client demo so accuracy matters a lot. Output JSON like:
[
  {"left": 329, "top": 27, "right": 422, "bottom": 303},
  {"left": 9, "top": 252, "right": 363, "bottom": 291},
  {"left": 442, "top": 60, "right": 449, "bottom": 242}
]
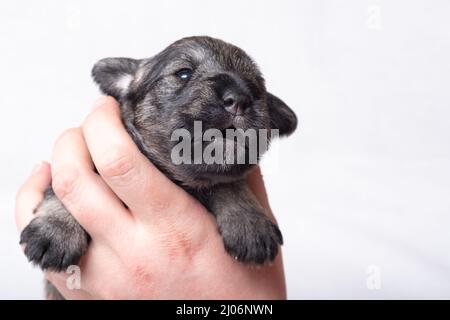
[{"left": 15, "top": 98, "right": 286, "bottom": 299}]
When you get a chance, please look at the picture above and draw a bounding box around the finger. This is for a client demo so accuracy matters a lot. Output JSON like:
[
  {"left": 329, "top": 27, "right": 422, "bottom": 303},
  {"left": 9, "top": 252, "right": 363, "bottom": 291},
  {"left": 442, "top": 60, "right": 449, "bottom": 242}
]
[
  {"left": 51, "top": 127, "right": 133, "bottom": 240},
  {"left": 15, "top": 161, "right": 51, "bottom": 232},
  {"left": 82, "top": 96, "right": 191, "bottom": 224}
]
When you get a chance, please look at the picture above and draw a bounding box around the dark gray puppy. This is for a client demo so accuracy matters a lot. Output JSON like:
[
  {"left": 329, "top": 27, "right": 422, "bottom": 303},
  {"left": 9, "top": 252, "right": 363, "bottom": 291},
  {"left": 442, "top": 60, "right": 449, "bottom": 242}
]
[{"left": 20, "top": 36, "right": 297, "bottom": 295}]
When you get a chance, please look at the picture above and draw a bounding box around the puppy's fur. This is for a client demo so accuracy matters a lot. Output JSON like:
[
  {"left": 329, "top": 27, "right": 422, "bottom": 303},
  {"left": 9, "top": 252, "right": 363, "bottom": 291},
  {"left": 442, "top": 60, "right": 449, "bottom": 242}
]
[{"left": 20, "top": 36, "right": 297, "bottom": 298}]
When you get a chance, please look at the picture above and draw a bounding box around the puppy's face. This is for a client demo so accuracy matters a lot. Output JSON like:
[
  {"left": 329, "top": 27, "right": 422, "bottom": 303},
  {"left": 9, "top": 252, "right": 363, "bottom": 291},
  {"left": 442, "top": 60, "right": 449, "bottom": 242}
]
[{"left": 92, "top": 36, "right": 297, "bottom": 187}]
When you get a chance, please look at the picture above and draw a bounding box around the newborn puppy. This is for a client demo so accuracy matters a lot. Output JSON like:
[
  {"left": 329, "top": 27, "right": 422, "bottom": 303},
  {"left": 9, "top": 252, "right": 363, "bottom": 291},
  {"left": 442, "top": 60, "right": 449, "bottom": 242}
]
[{"left": 20, "top": 36, "right": 297, "bottom": 282}]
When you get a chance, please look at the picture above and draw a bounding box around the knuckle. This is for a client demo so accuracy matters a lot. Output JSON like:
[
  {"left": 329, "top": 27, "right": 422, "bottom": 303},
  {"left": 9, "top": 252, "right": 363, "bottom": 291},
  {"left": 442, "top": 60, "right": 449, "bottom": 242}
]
[
  {"left": 130, "top": 261, "right": 154, "bottom": 287},
  {"left": 97, "top": 147, "right": 136, "bottom": 181},
  {"left": 153, "top": 221, "right": 200, "bottom": 262},
  {"left": 125, "top": 260, "right": 155, "bottom": 298},
  {"left": 52, "top": 168, "right": 81, "bottom": 204}
]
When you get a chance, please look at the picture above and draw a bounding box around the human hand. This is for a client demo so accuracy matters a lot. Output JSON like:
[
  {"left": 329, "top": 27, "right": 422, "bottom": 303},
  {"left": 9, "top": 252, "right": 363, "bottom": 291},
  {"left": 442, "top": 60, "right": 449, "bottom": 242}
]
[{"left": 15, "top": 97, "right": 286, "bottom": 299}]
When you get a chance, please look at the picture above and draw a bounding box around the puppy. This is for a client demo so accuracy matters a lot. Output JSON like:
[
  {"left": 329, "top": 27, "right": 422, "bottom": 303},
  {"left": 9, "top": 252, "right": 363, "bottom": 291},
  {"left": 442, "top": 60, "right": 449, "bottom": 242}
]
[{"left": 20, "top": 36, "right": 297, "bottom": 297}]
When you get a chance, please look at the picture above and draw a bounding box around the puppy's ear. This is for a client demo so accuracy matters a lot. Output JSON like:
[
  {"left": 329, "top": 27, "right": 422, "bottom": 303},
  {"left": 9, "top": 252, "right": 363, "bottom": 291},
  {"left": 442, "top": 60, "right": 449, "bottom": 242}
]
[
  {"left": 91, "top": 58, "right": 140, "bottom": 100},
  {"left": 267, "top": 92, "right": 297, "bottom": 136}
]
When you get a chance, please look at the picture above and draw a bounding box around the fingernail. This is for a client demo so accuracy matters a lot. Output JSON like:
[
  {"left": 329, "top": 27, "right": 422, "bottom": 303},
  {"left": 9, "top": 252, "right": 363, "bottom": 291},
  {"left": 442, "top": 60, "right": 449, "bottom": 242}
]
[{"left": 30, "top": 161, "right": 44, "bottom": 175}]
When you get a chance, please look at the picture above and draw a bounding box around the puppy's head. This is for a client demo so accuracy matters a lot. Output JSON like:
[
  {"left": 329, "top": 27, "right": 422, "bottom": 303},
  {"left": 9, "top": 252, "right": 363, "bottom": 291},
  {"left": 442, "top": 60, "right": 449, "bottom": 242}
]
[{"left": 92, "top": 36, "right": 297, "bottom": 187}]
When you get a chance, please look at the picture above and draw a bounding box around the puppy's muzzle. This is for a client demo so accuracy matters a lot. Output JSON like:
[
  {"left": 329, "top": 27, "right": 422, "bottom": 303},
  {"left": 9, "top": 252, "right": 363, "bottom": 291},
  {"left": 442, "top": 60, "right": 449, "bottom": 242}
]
[{"left": 210, "top": 73, "right": 253, "bottom": 116}]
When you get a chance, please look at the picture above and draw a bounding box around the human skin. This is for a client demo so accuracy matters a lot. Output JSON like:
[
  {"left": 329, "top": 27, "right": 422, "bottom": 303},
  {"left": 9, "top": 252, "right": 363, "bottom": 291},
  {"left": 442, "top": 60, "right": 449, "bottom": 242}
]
[{"left": 15, "top": 97, "right": 286, "bottom": 299}]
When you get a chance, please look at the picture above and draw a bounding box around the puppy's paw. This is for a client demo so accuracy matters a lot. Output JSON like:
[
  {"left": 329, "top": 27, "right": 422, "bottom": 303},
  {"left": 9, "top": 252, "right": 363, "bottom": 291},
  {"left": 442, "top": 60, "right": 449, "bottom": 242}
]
[
  {"left": 20, "top": 215, "right": 89, "bottom": 272},
  {"left": 219, "top": 211, "right": 283, "bottom": 265}
]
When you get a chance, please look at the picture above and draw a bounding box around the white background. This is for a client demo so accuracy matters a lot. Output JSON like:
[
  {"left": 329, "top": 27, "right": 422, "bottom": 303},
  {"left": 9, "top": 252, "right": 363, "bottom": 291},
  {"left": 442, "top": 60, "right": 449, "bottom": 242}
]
[{"left": 1, "top": 0, "right": 449, "bottom": 299}]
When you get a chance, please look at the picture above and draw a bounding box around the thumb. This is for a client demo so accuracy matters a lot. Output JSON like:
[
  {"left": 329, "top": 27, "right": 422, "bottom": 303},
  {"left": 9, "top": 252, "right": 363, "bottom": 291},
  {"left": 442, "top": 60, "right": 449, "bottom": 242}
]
[{"left": 15, "top": 161, "right": 51, "bottom": 232}]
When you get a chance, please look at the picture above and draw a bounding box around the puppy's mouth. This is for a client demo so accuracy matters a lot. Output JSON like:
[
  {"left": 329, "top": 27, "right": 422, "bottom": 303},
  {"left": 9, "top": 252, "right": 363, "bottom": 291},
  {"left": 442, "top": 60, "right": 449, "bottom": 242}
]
[{"left": 185, "top": 118, "right": 259, "bottom": 181}]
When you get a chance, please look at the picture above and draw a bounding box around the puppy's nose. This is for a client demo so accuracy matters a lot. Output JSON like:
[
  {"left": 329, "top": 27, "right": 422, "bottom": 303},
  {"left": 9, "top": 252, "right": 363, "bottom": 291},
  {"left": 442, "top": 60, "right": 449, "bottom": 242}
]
[{"left": 223, "top": 92, "right": 251, "bottom": 116}]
